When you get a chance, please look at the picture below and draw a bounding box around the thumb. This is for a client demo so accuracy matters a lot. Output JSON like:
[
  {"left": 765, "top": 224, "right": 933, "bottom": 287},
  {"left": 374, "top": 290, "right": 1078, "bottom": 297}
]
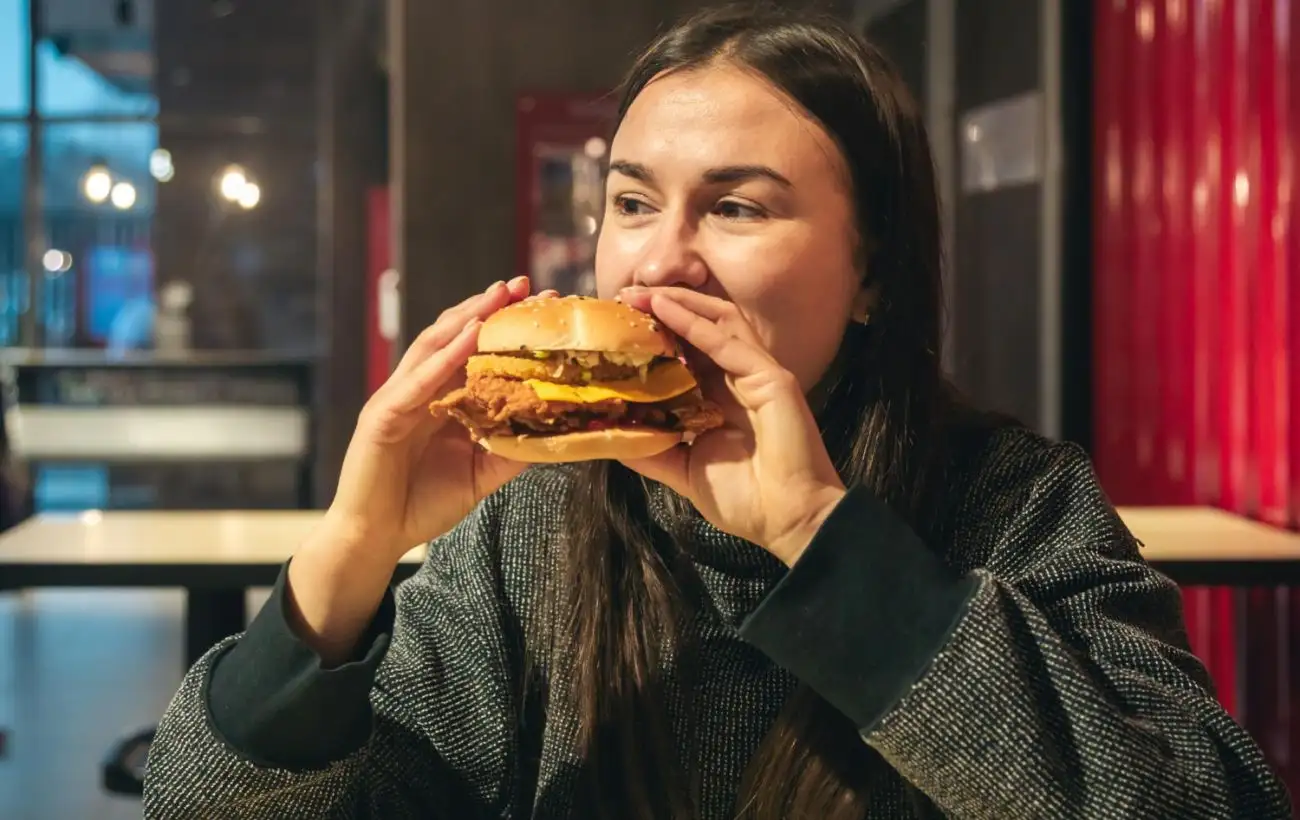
[{"left": 619, "top": 444, "right": 691, "bottom": 499}]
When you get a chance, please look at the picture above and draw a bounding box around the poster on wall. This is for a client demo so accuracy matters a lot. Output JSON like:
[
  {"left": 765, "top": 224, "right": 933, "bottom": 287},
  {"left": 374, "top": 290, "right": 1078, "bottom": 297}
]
[
  {"left": 85, "top": 245, "right": 154, "bottom": 348},
  {"left": 516, "top": 92, "right": 617, "bottom": 296}
]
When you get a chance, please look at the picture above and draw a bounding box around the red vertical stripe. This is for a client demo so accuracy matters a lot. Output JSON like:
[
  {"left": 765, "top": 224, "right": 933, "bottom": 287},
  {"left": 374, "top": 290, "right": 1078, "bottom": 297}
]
[
  {"left": 1184, "top": 0, "right": 1234, "bottom": 713},
  {"left": 1288, "top": 0, "right": 1300, "bottom": 529},
  {"left": 1093, "top": 0, "right": 1132, "bottom": 503},
  {"left": 1132, "top": 0, "right": 1160, "bottom": 507},
  {"left": 1192, "top": 0, "right": 1225, "bottom": 509},
  {"left": 1217, "top": 0, "right": 1249, "bottom": 519},
  {"left": 1162, "top": 0, "right": 1195, "bottom": 507},
  {"left": 1185, "top": 0, "right": 1221, "bottom": 688},
  {"left": 1290, "top": 0, "right": 1300, "bottom": 531},
  {"left": 365, "top": 188, "right": 393, "bottom": 397},
  {"left": 1151, "top": 0, "right": 1173, "bottom": 507},
  {"left": 1255, "top": 0, "right": 1288, "bottom": 528}
]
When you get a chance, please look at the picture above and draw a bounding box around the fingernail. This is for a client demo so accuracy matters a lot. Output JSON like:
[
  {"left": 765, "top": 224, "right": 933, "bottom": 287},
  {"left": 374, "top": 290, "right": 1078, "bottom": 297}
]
[
  {"left": 508, "top": 275, "right": 528, "bottom": 287},
  {"left": 485, "top": 280, "right": 505, "bottom": 294}
]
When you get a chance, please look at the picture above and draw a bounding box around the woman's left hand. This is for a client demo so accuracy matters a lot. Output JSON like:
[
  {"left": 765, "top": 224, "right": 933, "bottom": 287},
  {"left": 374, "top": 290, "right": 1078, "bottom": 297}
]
[{"left": 616, "top": 286, "right": 847, "bottom": 566}]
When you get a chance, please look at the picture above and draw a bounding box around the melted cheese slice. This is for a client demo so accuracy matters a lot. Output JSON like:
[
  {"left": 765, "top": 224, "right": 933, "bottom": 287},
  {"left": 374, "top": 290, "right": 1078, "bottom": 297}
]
[{"left": 525, "top": 361, "right": 696, "bottom": 404}]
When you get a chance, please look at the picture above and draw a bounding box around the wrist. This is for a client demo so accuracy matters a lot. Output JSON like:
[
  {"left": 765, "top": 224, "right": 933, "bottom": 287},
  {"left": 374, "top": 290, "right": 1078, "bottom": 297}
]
[
  {"left": 288, "top": 517, "right": 400, "bottom": 667},
  {"left": 766, "top": 484, "right": 847, "bottom": 567},
  {"left": 315, "top": 508, "right": 408, "bottom": 566}
]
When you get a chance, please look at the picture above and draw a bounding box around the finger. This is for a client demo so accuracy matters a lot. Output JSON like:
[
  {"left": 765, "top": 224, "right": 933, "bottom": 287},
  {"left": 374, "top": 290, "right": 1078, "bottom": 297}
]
[
  {"left": 622, "top": 286, "right": 767, "bottom": 350},
  {"left": 504, "top": 274, "right": 531, "bottom": 302},
  {"left": 649, "top": 294, "right": 774, "bottom": 379},
  {"left": 524, "top": 288, "right": 560, "bottom": 301},
  {"left": 619, "top": 444, "right": 691, "bottom": 499},
  {"left": 619, "top": 285, "right": 729, "bottom": 319},
  {"left": 388, "top": 318, "right": 482, "bottom": 412}
]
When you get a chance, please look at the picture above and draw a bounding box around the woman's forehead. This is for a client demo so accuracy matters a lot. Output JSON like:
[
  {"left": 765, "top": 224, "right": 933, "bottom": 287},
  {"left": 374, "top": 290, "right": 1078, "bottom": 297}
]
[{"left": 611, "top": 66, "right": 845, "bottom": 183}]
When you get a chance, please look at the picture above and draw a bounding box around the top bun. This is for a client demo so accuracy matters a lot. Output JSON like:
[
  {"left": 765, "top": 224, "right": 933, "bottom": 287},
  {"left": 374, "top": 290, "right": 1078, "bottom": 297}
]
[{"left": 477, "top": 295, "right": 677, "bottom": 357}]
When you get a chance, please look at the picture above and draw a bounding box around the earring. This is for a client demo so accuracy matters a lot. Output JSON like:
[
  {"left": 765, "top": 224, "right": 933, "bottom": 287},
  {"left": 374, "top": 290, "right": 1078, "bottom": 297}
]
[{"left": 851, "top": 282, "right": 879, "bottom": 326}]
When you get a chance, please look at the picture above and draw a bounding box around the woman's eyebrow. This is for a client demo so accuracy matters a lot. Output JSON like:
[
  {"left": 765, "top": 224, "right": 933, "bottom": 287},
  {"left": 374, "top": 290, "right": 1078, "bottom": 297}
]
[
  {"left": 609, "top": 160, "right": 655, "bottom": 183},
  {"left": 701, "top": 165, "right": 793, "bottom": 188},
  {"left": 609, "top": 160, "right": 793, "bottom": 189}
]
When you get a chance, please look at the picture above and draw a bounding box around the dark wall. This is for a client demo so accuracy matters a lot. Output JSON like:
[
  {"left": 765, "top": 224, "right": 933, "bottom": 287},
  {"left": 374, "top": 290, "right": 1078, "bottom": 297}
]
[
  {"left": 863, "top": 1, "right": 1094, "bottom": 442},
  {"left": 389, "top": 0, "right": 853, "bottom": 340},
  {"left": 950, "top": 0, "right": 1045, "bottom": 430},
  {"left": 866, "top": 0, "right": 927, "bottom": 112},
  {"left": 1059, "top": 0, "right": 1093, "bottom": 451},
  {"left": 153, "top": 0, "right": 320, "bottom": 351},
  {"left": 314, "top": 0, "right": 389, "bottom": 505}
]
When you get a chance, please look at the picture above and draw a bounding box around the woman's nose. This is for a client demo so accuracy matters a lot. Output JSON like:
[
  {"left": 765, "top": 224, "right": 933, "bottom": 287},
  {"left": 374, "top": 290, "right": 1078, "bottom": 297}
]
[{"left": 631, "top": 226, "right": 709, "bottom": 289}]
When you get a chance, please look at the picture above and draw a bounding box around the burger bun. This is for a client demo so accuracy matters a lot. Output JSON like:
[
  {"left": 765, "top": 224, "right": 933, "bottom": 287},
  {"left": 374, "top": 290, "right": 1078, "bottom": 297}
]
[
  {"left": 479, "top": 427, "right": 681, "bottom": 463},
  {"left": 477, "top": 295, "right": 676, "bottom": 358}
]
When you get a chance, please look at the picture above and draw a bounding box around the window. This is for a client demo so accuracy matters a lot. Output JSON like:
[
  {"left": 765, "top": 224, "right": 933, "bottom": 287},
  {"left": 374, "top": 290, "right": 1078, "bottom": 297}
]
[
  {"left": 0, "top": 0, "right": 30, "bottom": 115},
  {"left": 0, "top": 124, "right": 26, "bottom": 345},
  {"left": 36, "top": 0, "right": 157, "bottom": 117},
  {"left": 42, "top": 123, "right": 157, "bottom": 346},
  {"left": 1, "top": 0, "right": 159, "bottom": 348}
]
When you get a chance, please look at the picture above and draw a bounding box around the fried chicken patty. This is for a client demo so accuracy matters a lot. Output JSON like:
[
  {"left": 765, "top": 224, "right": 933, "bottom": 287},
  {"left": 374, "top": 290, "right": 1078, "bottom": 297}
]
[{"left": 433, "top": 373, "right": 723, "bottom": 440}]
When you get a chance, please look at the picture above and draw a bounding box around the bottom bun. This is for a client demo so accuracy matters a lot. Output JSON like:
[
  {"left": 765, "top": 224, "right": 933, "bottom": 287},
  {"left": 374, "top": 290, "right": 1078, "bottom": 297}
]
[{"left": 479, "top": 427, "right": 681, "bottom": 463}]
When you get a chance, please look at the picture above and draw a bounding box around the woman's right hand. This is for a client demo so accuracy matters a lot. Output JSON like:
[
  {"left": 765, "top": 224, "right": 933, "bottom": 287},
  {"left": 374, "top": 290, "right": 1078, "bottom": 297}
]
[
  {"left": 287, "top": 276, "right": 551, "bottom": 664},
  {"left": 326, "top": 275, "right": 551, "bottom": 562}
]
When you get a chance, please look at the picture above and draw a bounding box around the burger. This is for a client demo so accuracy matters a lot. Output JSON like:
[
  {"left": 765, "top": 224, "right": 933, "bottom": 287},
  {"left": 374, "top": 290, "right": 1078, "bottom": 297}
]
[{"left": 430, "top": 295, "right": 724, "bottom": 463}]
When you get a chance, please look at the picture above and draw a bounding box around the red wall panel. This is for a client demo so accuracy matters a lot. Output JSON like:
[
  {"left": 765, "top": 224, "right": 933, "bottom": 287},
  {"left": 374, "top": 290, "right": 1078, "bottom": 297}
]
[
  {"left": 366, "top": 187, "right": 393, "bottom": 398},
  {"left": 1093, "top": 0, "right": 1297, "bottom": 791}
]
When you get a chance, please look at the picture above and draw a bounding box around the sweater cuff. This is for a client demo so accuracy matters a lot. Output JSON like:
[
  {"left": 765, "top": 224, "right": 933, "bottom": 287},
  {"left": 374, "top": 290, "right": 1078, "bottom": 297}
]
[
  {"left": 739, "top": 484, "right": 978, "bottom": 732},
  {"left": 205, "top": 561, "right": 396, "bottom": 769}
]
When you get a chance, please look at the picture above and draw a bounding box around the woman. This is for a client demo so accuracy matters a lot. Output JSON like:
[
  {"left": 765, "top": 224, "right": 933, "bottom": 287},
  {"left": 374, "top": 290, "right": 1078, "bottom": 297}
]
[{"left": 144, "top": 5, "right": 1289, "bottom": 818}]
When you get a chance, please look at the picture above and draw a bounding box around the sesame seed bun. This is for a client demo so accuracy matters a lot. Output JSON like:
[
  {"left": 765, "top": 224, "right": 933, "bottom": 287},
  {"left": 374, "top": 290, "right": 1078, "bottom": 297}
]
[{"left": 476, "top": 295, "right": 677, "bottom": 357}]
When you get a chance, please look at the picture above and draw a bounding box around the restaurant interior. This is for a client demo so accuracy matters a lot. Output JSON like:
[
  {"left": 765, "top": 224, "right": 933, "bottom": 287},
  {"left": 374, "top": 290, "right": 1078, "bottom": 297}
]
[{"left": 0, "top": 0, "right": 1298, "bottom": 816}]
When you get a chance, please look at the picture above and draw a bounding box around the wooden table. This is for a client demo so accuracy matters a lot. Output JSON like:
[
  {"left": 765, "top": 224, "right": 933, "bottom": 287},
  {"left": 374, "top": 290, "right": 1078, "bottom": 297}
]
[
  {"left": 1122, "top": 506, "right": 1300, "bottom": 586},
  {"left": 0, "top": 505, "right": 1297, "bottom": 665},
  {"left": 0, "top": 510, "right": 424, "bottom": 666}
]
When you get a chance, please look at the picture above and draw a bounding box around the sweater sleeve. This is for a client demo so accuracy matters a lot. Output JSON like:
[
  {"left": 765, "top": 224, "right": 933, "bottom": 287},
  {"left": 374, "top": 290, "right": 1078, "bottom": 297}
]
[
  {"left": 740, "top": 440, "right": 1292, "bottom": 819},
  {"left": 142, "top": 493, "right": 526, "bottom": 820}
]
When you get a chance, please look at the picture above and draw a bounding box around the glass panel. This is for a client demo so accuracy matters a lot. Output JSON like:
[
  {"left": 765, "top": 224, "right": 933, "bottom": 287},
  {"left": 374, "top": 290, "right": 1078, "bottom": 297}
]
[
  {"left": 42, "top": 122, "right": 157, "bottom": 349},
  {"left": 36, "top": 0, "right": 156, "bottom": 116},
  {"left": 152, "top": 124, "right": 318, "bottom": 352},
  {"left": 0, "top": 0, "right": 30, "bottom": 114},
  {"left": 0, "top": 123, "right": 25, "bottom": 345}
]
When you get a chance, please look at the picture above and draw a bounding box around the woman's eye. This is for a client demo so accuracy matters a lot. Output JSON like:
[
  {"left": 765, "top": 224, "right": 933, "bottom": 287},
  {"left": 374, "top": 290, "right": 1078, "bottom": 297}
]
[
  {"left": 714, "top": 200, "right": 765, "bottom": 220},
  {"left": 612, "top": 195, "right": 652, "bottom": 217}
]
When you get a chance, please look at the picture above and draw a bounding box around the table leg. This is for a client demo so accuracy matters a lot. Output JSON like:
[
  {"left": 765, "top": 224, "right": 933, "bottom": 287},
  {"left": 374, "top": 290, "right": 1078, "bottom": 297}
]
[
  {"left": 102, "top": 588, "right": 248, "bottom": 795},
  {"left": 184, "top": 588, "right": 247, "bottom": 667}
]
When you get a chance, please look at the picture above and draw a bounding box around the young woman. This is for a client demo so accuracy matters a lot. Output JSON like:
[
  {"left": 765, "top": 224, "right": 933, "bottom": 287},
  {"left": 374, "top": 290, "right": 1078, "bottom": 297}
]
[{"left": 143, "top": 6, "right": 1289, "bottom": 818}]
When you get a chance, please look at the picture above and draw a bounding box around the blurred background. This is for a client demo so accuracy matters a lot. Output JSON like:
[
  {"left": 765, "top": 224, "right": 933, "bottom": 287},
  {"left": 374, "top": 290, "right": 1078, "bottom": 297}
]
[{"left": 0, "top": 0, "right": 1295, "bottom": 816}]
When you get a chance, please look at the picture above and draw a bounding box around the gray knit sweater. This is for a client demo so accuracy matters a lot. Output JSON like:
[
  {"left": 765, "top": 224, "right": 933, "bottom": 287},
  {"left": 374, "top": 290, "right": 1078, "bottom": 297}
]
[{"left": 142, "top": 426, "right": 1291, "bottom": 818}]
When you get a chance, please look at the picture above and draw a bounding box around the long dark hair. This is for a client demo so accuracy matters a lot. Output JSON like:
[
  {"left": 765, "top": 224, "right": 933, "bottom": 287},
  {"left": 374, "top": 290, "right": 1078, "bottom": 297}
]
[{"left": 553, "top": 5, "right": 951, "bottom": 817}]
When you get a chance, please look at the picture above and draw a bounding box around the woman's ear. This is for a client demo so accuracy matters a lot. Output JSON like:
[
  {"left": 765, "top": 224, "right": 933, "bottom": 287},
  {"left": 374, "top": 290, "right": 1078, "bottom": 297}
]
[{"left": 850, "top": 283, "right": 879, "bottom": 325}]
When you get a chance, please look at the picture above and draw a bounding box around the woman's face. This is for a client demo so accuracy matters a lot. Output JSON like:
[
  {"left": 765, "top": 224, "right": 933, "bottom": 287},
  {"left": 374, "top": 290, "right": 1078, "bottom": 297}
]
[{"left": 595, "top": 63, "right": 868, "bottom": 392}]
